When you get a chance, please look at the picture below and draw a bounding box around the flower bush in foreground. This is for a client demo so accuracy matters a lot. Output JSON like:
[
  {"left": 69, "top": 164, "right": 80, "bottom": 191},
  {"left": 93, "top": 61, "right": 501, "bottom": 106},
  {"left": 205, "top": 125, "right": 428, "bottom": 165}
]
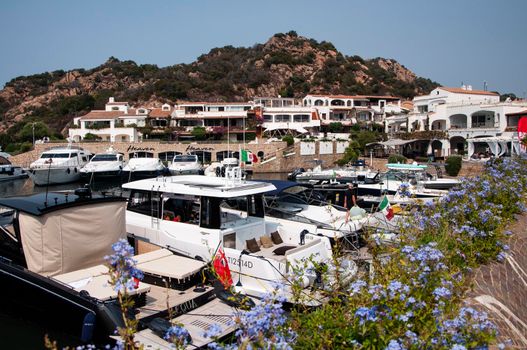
[{"left": 290, "top": 155, "right": 527, "bottom": 349}]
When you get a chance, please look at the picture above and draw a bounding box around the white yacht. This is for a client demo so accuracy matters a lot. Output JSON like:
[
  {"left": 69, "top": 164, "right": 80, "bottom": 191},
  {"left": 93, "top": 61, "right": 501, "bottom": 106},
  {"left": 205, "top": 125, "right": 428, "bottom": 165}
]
[
  {"left": 28, "top": 146, "right": 91, "bottom": 186},
  {"left": 168, "top": 154, "right": 203, "bottom": 175},
  {"left": 291, "top": 160, "right": 380, "bottom": 185},
  {"left": 204, "top": 158, "right": 248, "bottom": 179},
  {"left": 253, "top": 180, "right": 368, "bottom": 247},
  {"left": 386, "top": 163, "right": 459, "bottom": 190},
  {"left": 123, "top": 175, "right": 333, "bottom": 301},
  {"left": 356, "top": 163, "right": 448, "bottom": 199},
  {"left": 122, "top": 154, "right": 166, "bottom": 181},
  {"left": 0, "top": 152, "right": 28, "bottom": 182},
  {"left": 80, "top": 147, "right": 125, "bottom": 179}
]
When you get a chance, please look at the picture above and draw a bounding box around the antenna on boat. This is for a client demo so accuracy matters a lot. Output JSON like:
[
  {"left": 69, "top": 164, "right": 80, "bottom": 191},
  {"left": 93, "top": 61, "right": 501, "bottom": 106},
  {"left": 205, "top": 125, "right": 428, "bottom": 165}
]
[{"left": 44, "top": 157, "right": 53, "bottom": 204}]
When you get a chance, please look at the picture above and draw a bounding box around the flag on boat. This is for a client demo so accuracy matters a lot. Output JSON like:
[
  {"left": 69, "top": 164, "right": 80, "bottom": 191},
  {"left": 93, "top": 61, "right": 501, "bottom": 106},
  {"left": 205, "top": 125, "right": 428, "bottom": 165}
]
[
  {"left": 213, "top": 247, "right": 233, "bottom": 288},
  {"left": 378, "top": 195, "right": 394, "bottom": 221},
  {"left": 241, "top": 149, "right": 258, "bottom": 163}
]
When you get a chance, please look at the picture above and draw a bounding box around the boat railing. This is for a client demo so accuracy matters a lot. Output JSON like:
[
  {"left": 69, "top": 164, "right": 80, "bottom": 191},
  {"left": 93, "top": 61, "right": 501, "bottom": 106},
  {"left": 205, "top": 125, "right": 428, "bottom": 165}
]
[{"left": 43, "top": 145, "right": 84, "bottom": 151}]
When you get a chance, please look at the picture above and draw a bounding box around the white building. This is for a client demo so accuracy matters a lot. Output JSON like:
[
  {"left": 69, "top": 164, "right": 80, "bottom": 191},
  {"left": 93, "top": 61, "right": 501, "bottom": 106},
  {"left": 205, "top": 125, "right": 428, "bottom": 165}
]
[
  {"left": 251, "top": 97, "right": 320, "bottom": 137},
  {"left": 69, "top": 98, "right": 148, "bottom": 142},
  {"left": 303, "top": 94, "right": 402, "bottom": 130},
  {"left": 384, "top": 86, "right": 527, "bottom": 158}
]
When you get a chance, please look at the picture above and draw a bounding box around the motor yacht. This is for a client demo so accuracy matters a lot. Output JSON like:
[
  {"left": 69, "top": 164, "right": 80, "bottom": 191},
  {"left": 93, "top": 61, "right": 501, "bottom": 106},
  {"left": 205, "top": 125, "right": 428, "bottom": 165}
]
[
  {"left": 386, "top": 163, "right": 459, "bottom": 190},
  {"left": 80, "top": 147, "right": 125, "bottom": 179},
  {"left": 28, "top": 146, "right": 91, "bottom": 185},
  {"left": 0, "top": 151, "right": 28, "bottom": 182},
  {"left": 0, "top": 188, "right": 238, "bottom": 345},
  {"left": 252, "top": 180, "right": 368, "bottom": 249},
  {"left": 168, "top": 154, "right": 203, "bottom": 175},
  {"left": 354, "top": 163, "right": 448, "bottom": 200},
  {"left": 123, "top": 175, "right": 333, "bottom": 301},
  {"left": 290, "top": 160, "right": 380, "bottom": 185},
  {"left": 122, "top": 154, "right": 166, "bottom": 181},
  {"left": 204, "top": 158, "right": 249, "bottom": 179}
]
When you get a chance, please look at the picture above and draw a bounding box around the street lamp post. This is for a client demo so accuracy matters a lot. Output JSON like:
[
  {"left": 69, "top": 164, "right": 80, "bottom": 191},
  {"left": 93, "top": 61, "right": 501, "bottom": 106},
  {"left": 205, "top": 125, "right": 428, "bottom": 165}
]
[{"left": 32, "top": 123, "right": 35, "bottom": 148}]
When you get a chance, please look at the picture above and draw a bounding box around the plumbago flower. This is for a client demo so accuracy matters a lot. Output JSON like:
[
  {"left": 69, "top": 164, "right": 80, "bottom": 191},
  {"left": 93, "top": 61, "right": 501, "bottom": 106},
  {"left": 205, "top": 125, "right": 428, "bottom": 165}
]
[
  {"left": 104, "top": 239, "right": 144, "bottom": 350},
  {"left": 397, "top": 183, "right": 412, "bottom": 198},
  {"left": 205, "top": 286, "right": 296, "bottom": 350},
  {"left": 105, "top": 239, "right": 144, "bottom": 293},
  {"left": 165, "top": 324, "right": 192, "bottom": 349}
]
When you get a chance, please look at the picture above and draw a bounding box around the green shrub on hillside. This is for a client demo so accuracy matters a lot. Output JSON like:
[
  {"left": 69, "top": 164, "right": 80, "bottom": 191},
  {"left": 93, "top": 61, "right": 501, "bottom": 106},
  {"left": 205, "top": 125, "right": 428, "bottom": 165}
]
[{"left": 445, "top": 155, "right": 462, "bottom": 176}]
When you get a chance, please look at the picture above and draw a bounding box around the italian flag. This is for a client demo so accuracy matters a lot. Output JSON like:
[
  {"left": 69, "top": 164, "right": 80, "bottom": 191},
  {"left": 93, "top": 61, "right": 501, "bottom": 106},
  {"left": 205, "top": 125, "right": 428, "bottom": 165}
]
[
  {"left": 378, "top": 195, "right": 394, "bottom": 220},
  {"left": 241, "top": 149, "right": 258, "bottom": 163}
]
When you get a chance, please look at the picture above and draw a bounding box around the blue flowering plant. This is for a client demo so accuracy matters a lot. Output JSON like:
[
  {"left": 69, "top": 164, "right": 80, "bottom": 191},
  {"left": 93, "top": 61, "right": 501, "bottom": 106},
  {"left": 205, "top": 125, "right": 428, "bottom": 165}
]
[
  {"left": 164, "top": 323, "right": 192, "bottom": 350},
  {"left": 396, "top": 183, "right": 412, "bottom": 198},
  {"left": 104, "top": 239, "right": 144, "bottom": 350},
  {"left": 201, "top": 286, "right": 296, "bottom": 350}
]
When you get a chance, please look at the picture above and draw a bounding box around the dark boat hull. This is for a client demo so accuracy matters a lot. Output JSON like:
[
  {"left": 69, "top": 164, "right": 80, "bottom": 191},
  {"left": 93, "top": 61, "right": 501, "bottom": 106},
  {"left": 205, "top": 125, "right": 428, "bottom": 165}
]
[{"left": 0, "top": 259, "right": 122, "bottom": 344}]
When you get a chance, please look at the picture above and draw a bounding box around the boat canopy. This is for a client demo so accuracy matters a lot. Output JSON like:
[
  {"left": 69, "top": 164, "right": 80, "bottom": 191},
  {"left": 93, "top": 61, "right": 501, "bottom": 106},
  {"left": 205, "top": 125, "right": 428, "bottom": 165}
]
[
  {"left": 123, "top": 175, "right": 276, "bottom": 198},
  {"left": 0, "top": 192, "right": 126, "bottom": 216},
  {"left": 0, "top": 192, "right": 127, "bottom": 276},
  {"left": 386, "top": 163, "right": 427, "bottom": 171}
]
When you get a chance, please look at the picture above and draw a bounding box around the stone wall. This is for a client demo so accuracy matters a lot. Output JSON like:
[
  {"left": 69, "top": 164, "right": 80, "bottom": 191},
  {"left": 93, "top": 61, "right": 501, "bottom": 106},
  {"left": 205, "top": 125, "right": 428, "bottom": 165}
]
[
  {"left": 9, "top": 141, "right": 287, "bottom": 168},
  {"left": 8, "top": 141, "right": 487, "bottom": 178}
]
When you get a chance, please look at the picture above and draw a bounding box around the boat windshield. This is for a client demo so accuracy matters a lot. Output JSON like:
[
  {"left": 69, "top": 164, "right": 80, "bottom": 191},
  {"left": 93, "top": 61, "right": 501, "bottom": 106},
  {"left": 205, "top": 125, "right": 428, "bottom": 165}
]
[
  {"left": 173, "top": 155, "right": 198, "bottom": 162},
  {"left": 40, "top": 153, "right": 71, "bottom": 159},
  {"left": 92, "top": 154, "right": 118, "bottom": 162}
]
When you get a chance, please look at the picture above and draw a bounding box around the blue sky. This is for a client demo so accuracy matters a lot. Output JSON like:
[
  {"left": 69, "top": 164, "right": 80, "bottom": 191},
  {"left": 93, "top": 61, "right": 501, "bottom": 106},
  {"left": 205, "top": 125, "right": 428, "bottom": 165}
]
[{"left": 1, "top": 0, "right": 526, "bottom": 97}]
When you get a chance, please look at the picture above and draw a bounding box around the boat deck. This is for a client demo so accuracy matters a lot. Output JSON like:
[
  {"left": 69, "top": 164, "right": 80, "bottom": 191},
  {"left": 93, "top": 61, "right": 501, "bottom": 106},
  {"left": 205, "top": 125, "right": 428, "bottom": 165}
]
[
  {"left": 136, "top": 284, "right": 214, "bottom": 320},
  {"left": 135, "top": 298, "right": 237, "bottom": 349}
]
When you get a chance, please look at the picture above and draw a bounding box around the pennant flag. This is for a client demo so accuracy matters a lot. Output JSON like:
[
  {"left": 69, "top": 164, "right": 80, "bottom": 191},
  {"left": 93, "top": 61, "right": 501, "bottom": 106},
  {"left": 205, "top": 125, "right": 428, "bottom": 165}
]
[
  {"left": 213, "top": 247, "right": 233, "bottom": 289},
  {"left": 241, "top": 149, "right": 258, "bottom": 163},
  {"left": 378, "top": 195, "right": 394, "bottom": 221}
]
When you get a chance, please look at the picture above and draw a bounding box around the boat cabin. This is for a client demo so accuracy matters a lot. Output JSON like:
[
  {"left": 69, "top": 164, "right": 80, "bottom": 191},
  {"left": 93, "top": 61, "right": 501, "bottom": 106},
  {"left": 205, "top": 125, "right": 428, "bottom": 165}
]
[{"left": 124, "top": 175, "right": 333, "bottom": 299}]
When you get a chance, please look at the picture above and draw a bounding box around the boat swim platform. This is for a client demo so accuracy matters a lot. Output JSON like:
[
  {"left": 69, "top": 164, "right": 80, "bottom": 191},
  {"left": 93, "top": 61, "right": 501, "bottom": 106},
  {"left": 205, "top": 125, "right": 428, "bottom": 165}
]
[{"left": 134, "top": 298, "right": 239, "bottom": 350}]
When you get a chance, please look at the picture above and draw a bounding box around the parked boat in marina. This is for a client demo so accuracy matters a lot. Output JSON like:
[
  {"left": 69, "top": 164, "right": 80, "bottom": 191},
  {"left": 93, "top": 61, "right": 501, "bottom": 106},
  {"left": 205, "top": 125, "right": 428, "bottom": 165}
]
[
  {"left": 80, "top": 147, "right": 125, "bottom": 180},
  {"left": 123, "top": 175, "right": 333, "bottom": 301},
  {"left": 290, "top": 159, "right": 380, "bottom": 185},
  {"left": 122, "top": 154, "right": 166, "bottom": 181},
  {"left": 0, "top": 152, "right": 28, "bottom": 182},
  {"left": 0, "top": 188, "right": 239, "bottom": 346},
  {"left": 168, "top": 154, "right": 203, "bottom": 175},
  {"left": 28, "top": 146, "right": 91, "bottom": 185},
  {"left": 253, "top": 180, "right": 367, "bottom": 249},
  {"left": 355, "top": 164, "right": 448, "bottom": 199},
  {"left": 385, "top": 163, "right": 459, "bottom": 190}
]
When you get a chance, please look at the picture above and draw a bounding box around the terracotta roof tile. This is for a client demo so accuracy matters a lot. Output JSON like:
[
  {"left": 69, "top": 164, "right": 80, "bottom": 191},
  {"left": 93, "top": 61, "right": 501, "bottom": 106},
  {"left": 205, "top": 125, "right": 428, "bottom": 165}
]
[
  {"left": 149, "top": 108, "right": 173, "bottom": 118},
  {"left": 106, "top": 101, "right": 128, "bottom": 105},
  {"left": 79, "top": 111, "right": 123, "bottom": 120}
]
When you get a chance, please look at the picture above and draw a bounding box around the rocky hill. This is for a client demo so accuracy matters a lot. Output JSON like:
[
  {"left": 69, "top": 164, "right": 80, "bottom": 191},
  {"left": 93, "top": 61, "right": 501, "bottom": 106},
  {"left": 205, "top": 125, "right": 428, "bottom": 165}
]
[{"left": 0, "top": 31, "right": 439, "bottom": 147}]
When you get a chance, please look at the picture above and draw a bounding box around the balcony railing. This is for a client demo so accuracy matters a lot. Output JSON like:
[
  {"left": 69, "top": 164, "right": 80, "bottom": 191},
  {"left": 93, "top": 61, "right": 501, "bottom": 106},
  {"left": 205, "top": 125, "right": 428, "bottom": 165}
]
[{"left": 391, "top": 130, "right": 448, "bottom": 140}]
